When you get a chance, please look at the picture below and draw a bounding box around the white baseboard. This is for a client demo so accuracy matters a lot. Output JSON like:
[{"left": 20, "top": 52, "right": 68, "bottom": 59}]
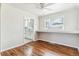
[
  {"left": 1, "top": 40, "right": 32, "bottom": 52},
  {"left": 1, "top": 39, "right": 79, "bottom": 52},
  {"left": 37, "top": 39, "right": 79, "bottom": 50}
]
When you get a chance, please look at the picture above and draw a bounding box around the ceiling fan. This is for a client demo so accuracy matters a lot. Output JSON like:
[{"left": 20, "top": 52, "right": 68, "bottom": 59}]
[{"left": 37, "top": 3, "right": 55, "bottom": 10}]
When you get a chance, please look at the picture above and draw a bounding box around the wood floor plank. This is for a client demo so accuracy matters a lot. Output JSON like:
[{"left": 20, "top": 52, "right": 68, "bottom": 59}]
[{"left": 1, "top": 40, "right": 79, "bottom": 56}]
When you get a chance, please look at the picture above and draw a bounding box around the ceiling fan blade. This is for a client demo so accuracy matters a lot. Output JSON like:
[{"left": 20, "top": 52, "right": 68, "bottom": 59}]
[{"left": 44, "top": 8, "right": 53, "bottom": 11}]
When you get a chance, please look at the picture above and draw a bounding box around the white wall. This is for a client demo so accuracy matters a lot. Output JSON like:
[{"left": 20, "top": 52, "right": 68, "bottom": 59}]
[
  {"left": 38, "top": 32, "right": 79, "bottom": 49},
  {"left": 1, "top": 4, "right": 38, "bottom": 51},
  {"left": 39, "top": 8, "right": 78, "bottom": 31},
  {"left": 77, "top": 7, "right": 79, "bottom": 30},
  {"left": 0, "top": 4, "right": 1, "bottom": 51},
  {"left": 38, "top": 8, "right": 79, "bottom": 49}
]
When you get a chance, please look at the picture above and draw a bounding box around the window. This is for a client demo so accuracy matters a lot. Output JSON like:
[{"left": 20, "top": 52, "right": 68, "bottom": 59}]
[
  {"left": 45, "top": 16, "right": 64, "bottom": 29},
  {"left": 24, "top": 17, "right": 34, "bottom": 40}
]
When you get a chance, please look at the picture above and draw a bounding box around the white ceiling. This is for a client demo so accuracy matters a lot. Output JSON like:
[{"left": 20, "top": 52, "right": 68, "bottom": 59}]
[{"left": 7, "top": 3, "right": 79, "bottom": 16}]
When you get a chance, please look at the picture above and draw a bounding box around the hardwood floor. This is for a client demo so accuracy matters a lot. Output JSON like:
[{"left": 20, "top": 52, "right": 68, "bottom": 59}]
[{"left": 1, "top": 40, "right": 79, "bottom": 56}]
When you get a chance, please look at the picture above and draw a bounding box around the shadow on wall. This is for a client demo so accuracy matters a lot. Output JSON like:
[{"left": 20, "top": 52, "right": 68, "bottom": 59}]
[{"left": 38, "top": 32, "right": 79, "bottom": 49}]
